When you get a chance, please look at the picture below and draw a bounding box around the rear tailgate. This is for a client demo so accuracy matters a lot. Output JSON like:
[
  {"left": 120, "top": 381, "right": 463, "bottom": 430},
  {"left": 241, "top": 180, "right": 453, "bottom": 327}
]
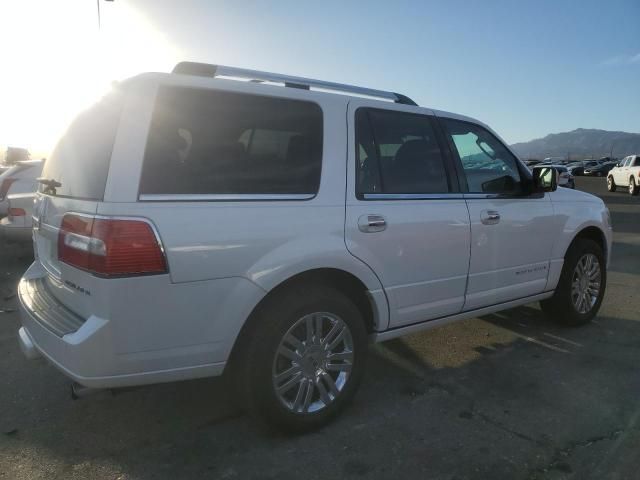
[
  {"left": 29, "top": 87, "right": 125, "bottom": 320},
  {"left": 33, "top": 195, "right": 100, "bottom": 319}
]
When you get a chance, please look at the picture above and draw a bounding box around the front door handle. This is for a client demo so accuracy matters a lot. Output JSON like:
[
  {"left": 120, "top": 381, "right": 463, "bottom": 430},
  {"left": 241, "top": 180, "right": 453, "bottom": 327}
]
[
  {"left": 481, "top": 210, "right": 501, "bottom": 225},
  {"left": 358, "top": 214, "right": 387, "bottom": 233}
]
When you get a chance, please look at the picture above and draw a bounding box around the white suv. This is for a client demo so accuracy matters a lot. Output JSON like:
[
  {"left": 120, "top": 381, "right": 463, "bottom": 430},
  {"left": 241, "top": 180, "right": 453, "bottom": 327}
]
[
  {"left": 18, "top": 63, "right": 612, "bottom": 431},
  {"left": 607, "top": 155, "right": 640, "bottom": 195}
]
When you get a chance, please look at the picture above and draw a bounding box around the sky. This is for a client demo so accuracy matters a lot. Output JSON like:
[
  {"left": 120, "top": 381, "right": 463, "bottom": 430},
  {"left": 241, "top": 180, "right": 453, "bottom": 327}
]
[{"left": 0, "top": 0, "right": 638, "bottom": 156}]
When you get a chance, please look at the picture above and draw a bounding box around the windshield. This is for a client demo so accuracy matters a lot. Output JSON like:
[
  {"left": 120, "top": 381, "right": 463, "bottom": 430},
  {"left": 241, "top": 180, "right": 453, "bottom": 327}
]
[{"left": 40, "top": 89, "right": 124, "bottom": 199}]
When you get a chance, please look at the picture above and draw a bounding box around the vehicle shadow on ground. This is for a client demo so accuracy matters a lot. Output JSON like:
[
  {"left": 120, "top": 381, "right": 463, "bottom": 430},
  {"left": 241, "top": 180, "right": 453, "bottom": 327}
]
[{"left": 4, "top": 303, "right": 640, "bottom": 479}]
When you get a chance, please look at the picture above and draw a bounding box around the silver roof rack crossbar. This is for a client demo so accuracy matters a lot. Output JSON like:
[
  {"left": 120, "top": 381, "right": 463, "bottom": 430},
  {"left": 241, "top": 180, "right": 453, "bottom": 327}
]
[{"left": 172, "top": 62, "right": 418, "bottom": 106}]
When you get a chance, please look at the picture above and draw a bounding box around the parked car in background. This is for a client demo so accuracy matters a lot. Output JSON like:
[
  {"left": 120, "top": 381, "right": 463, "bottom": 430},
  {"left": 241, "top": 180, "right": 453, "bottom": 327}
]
[
  {"left": 0, "top": 159, "right": 43, "bottom": 217},
  {"left": 584, "top": 162, "right": 615, "bottom": 177},
  {"left": 607, "top": 155, "right": 640, "bottom": 195},
  {"left": 524, "top": 159, "right": 542, "bottom": 168},
  {"left": 16, "top": 62, "right": 612, "bottom": 432},
  {"left": 569, "top": 160, "right": 599, "bottom": 176},
  {"left": 0, "top": 192, "right": 35, "bottom": 242},
  {"left": 550, "top": 165, "right": 575, "bottom": 188}
]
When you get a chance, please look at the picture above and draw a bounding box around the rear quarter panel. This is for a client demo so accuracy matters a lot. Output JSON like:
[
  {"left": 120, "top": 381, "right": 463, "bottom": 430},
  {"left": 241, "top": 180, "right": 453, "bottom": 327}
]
[{"left": 97, "top": 76, "right": 390, "bottom": 338}]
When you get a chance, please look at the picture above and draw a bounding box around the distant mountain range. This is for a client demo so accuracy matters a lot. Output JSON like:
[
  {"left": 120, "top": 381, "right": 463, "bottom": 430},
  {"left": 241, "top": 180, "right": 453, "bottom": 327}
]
[{"left": 510, "top": 129, "right": 640, "bottom": 160}]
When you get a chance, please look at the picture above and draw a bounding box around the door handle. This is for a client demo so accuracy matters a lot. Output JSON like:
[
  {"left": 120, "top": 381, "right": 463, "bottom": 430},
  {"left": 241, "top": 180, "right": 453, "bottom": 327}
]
[
  {"left": 358, "top": 214, "right": 387, "bottom": 233},
  {"left": 481, "top": 210, "right": 501, "bottom": 225}
]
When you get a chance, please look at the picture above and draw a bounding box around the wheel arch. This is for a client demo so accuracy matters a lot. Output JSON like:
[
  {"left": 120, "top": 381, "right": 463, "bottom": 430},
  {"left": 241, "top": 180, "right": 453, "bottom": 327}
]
[
  {"left": 226, "top": 266, "right": 387, "bottom": 374},
  {"left": 569, "top": 226, "right": 608, "bottom": 260}
]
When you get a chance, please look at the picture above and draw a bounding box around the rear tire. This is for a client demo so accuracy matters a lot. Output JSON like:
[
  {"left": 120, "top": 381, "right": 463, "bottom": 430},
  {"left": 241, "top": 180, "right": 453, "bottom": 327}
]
[
  {"left": 238, "top": 284, "right": 367, "bottom": 433},
  {"left": 629, "top": 177, "right": 639, "bottom": 196},
  {"left": 607, "top": 176, "right": 616, "bottom": 192},
  {"left": 541, "top": 238, "right": 606, "bottom": 326}
]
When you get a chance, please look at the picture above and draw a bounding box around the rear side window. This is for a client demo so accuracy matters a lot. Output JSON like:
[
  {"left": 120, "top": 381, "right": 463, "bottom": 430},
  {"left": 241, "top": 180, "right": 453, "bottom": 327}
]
[
  {"left": 139, "top": 87, "right": 323, "bottom": 196},
  {"left": 41, "top": 90, "right": 123, "bottom": 200},
  {"left": 355, "top": 108, "right": 450, "bottom": 196}
]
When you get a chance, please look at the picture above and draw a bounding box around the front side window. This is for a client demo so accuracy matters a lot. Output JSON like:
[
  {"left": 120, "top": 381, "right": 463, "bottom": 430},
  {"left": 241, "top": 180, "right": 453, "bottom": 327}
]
[
  {"left": 140, "top": 87, "right": 323, "bottom": 196},
  {"left": 355, "top": 109, "right": 450, "bottom": 196},
  {"left": 441, "top": 118, "right": 523, "bottom": 194}
]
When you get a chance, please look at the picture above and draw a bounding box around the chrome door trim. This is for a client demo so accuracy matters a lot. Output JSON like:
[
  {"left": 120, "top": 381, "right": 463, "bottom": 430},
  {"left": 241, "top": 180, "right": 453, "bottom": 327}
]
[
  {"left": 361, "top": 193, "right": 465, "bottom": 201},
  {"left": 138, "top": 193, "right": 315, "bottom": 202}
]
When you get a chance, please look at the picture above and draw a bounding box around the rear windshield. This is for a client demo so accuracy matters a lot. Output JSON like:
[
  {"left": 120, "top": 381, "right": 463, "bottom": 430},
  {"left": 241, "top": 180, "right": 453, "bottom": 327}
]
[
  {"left": 139, "top": 86, "right": 323, "bottom": 196},
  {"left": 40, "top": 90, "right": 124, "bottom": 200}
]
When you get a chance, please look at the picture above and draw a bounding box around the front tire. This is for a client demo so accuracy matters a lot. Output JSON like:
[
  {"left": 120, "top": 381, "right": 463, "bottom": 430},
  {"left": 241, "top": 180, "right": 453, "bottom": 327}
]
[
  {"left": 629, "top": 177, "right": 639, "bottom": 196},
  {"left": 541, "top": 238, "right": 606, "bottom": 326},
  {"left": 607, "top": 176, "right": 616, "bottom": 192},
  {"left": 239, "top": 284, "right": 367, "bottom": 433}
]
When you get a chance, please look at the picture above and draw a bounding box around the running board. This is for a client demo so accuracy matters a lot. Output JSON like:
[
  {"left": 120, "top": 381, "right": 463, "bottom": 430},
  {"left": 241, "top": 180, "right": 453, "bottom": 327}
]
[{"left": 372, "top": 291, "right": 554, "bottom": 343}]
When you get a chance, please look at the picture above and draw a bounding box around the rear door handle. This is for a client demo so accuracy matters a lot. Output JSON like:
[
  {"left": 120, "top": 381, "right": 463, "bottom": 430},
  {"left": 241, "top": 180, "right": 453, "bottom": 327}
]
[
  {"left": 358, "top": 214, "right": 387, "bottom": 233},
  {"left": 481, "top": 210, "right": 501, "bottom": 225}
]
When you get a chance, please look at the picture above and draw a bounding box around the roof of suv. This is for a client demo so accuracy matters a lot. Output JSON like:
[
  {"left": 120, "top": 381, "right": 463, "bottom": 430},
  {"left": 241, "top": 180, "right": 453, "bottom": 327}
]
[
  {"left": 171, "top": 61, "right": 420, "bottom": 106},
  {"left": 135, "top": 62, "right": 493, "bottom": 137}
]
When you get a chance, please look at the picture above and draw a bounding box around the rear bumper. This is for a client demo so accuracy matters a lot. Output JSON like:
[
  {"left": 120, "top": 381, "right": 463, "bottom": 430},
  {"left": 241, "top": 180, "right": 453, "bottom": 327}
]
[{"left": 17, "top": 261, "right": 264, "bottom": 388}]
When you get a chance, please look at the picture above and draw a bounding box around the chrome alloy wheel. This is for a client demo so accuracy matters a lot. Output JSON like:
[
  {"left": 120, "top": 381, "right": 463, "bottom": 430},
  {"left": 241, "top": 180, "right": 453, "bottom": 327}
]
[
  {"left": 272, "top": 312, "right": 354, "bottom": 414},
  {"left": 571, "top": 253, "right": 601, "bottom": 314}
]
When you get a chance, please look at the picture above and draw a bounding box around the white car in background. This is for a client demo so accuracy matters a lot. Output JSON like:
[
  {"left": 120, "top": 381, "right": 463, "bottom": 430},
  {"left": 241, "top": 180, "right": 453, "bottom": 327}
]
[
  {"left": 0, "top": 192, "right": 35, "bottom": 242},
  {"left": 0, "top": 160, "right": 43, "bottom": 217},
  {"left": 607, "top": 155, "right": 640, "bottom": 195},
  {"left": 547, "top": 165, "right": 575, "bottom": 189}
]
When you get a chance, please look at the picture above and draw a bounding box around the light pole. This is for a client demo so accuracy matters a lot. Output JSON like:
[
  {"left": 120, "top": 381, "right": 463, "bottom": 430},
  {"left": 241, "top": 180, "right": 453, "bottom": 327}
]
[{"left": 97, "top": 0, "right": 114, "bottom": 29}]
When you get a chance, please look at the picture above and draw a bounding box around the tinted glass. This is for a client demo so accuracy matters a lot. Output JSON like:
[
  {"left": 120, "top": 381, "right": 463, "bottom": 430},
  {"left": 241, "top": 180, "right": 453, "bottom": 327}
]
[
  {"left": 355, "top": 109, "right": 450, "bottom": 195},
  {"left": 41, "top": 90, "right": 123, "bottom": 199},
  {"left": 140, "top": 87, "right": 323, "bottom": 195},
  {"left": 442, "top": 118, "right": 522, "bottom": 194}
]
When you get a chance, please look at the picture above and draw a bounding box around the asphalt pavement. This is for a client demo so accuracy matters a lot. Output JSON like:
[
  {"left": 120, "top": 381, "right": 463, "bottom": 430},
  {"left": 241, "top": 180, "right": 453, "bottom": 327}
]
[{"left": 1, "top": 176, "right": 639, "bottom": 480}]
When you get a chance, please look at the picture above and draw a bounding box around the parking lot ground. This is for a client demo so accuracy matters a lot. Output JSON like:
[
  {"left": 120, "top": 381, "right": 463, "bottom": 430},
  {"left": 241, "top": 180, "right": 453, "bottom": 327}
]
[{"left": 1, "top": 176, "right": 639, "bottom": 480}]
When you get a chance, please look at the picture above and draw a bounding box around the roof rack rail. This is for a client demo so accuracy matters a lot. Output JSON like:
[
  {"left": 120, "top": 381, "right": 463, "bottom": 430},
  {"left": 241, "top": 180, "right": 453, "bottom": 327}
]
[{"left": 172, "top": 62, "right": 418, "bottom": 106}]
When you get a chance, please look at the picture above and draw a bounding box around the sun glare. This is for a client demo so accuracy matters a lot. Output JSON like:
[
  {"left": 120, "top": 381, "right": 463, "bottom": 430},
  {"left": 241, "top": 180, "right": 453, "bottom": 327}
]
[{"left": 0, "top": 0, "right": 180, "bottom": 157}]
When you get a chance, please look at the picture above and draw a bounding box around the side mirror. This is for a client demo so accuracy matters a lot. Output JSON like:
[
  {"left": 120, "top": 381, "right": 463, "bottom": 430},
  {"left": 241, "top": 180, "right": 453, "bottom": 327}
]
[{"left": 531, "top": 166, "right": 558, "bottom": 193}]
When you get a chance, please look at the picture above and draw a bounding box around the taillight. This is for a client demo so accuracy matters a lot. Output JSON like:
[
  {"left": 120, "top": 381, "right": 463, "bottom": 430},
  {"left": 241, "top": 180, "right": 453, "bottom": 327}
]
[
  {"left": 9, "top": 207, "right": 26, "bottom": 217},
  {"left": 58, "top": 214, "right": 167, "bottom": 277},
  {"left": 0, "top": 178, "right": 16, "bottom": 200}
]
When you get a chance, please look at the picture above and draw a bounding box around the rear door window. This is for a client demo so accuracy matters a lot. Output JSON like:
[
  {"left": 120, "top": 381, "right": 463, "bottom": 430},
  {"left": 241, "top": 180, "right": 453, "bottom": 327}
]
[
  {"left": 355, "top": 108, "right": 451, "bottom": 196},
  {"left": 40, "top": 90, "right": 124, "bottom": 200},
  {"left": 139, "top": 87, "right": 323, "bottom": 196}
]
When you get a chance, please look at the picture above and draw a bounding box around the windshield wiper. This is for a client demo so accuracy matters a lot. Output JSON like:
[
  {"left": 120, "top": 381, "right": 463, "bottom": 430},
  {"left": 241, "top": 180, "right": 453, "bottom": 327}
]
[
  {"left": 37, "top": 177, "right": 62, "bottom": 195},
  {"left": 37, "top": 177, "right": 62, "bottom": 188}
]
